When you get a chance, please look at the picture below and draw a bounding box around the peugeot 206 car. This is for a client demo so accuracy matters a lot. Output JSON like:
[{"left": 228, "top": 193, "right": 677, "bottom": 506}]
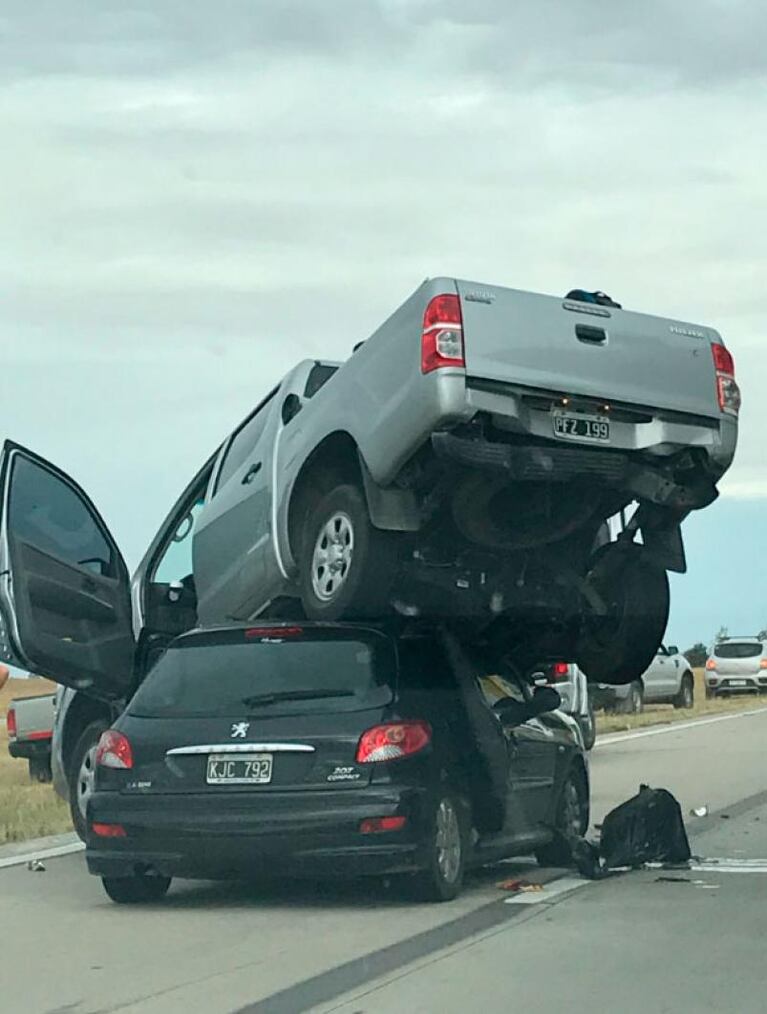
[{"left": 85, "top": 622, "right": 589, "bottom": 904}]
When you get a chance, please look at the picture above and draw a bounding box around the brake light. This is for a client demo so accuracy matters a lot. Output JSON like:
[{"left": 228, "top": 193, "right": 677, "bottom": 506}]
[
  {"left": 705, "top": 659, "right": 717, "bottom": 671},
  {"left": 550, "top": 662, "right": 570, "bottom": 682},
  {"left": 244, "top": 626, "right": 303, "bottom": 639},
  {"left": 356, "top": 721, "right": 431, "bottom": 763},
  {"left": 6, "top": 707, "right": 16, "bottom": 739},
  {"left": 91, "top": 822, "right": 127, "bottom": 838},
  {"left": 360, "top": 816, "right": 407, "bottom": 834},
  {"left": 421, "top": 294, "right": 465, "bottom": 374},
  {"left": 95, "top": 730, "right": 133, "bottom": 770},
  {"left": 711, "top": 342, "right": 740, "bottom": 415}
]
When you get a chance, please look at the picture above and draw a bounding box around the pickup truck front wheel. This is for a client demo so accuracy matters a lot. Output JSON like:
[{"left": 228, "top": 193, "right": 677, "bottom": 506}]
[
  {"left": 298, "top": 482, "right": 399, "bottom": 620},
  {"left": 576, "top": 545, "right": 669, "bottom": 686}
]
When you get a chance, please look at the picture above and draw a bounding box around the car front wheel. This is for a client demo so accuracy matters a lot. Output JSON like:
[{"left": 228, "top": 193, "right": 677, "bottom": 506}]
[
  {"left": 102, "top": 874, "right": 171, "bottom": 904},
  {"left": 535, "top": 766, "right": 589, "bottom": 867}
]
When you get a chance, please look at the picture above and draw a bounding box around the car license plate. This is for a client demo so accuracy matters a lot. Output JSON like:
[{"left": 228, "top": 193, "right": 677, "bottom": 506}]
[
  {"left": 552, "top": 410, "right": 610, "bottom": 443},
  {"left": 206, "top": 753, "right": 273, "bottom": 785},
  {"left": 729, "top": 679, "right": 747, "bottom": 687}
]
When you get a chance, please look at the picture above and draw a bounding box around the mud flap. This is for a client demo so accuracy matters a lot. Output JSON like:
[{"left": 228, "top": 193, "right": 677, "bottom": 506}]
[{"left": 437, "top": 627, "right": 509, "bottom": 834}]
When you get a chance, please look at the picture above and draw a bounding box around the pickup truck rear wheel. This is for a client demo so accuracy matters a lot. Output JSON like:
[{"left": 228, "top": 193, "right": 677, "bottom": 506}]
[
  {"left": 298, "top": 482, "right": 399, "bottom": 620},
  {"left": 673, "top": 673, "right": 694, "bottom": 710},
  {"left": 28, "top": 756, "right": 52, "bottom": 783},
  {"left": 575, "top": 544, "right": 669, "bottom": 686}
]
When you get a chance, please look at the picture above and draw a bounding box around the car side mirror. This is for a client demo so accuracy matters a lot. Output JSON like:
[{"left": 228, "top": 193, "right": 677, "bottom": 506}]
[
  {"left": 666, "top": 645, "right": 679, "bottom": 656},
  {"left": 281, "top": 394, "right": 302, "bottom": 425},
  {"left": 530, "top": 685, "right": 561, "bottom": 715},
  {"left": 493, "top": 687, "right": 561, "bottom": 726}
]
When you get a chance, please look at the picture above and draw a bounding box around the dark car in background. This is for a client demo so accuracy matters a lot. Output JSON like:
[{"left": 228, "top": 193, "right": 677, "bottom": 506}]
[{"left": 86, "top": 622, "right": 589, "bottom": 904}]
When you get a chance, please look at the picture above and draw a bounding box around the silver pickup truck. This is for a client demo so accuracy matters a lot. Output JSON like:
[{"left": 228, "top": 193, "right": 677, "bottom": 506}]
[
  {"left": 6, "top": 690, "right": 55, "bottom": 781},
  {"left": 0, "top": 279, "right": 738, "bottom": 709}
]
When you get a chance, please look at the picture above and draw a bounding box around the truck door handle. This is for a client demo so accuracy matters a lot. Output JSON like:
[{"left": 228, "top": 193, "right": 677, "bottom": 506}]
[
  {"left": 242, "top": 462, "right": 262, "bottom": 485},
  {"left": 575, "top": 324, "right": 607, "bottom": 345}
]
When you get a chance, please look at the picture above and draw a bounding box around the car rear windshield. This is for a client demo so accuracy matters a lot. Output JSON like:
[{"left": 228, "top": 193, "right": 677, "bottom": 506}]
[
  {"left": 714, "top": 642, "right": 763, "bottom": 659},
  {"left": 128, "top": 628, "right": 396, "bottom": 718}
]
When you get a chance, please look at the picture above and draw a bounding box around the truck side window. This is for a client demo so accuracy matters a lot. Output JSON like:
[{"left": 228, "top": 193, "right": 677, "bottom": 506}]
[
  {"left": 303, "top": 364, "right": 338, "bottom": 399},
  {"left": 153, "top": 499, "right": 205, "bottom": 585},
  {"left": 213, "top": 389, "right": 277, "bottom": 495},
  {"left": 8, "top": 456, "right": 113, "bottom": 576}
]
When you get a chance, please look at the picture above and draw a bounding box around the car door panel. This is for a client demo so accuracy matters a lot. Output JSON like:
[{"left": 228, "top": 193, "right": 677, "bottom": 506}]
[
  {"left": 510, "top": 716, "right": 558, "bottom": 826},
  {"left": 0, "top": 441, "right": 133, "bottom": 699}
]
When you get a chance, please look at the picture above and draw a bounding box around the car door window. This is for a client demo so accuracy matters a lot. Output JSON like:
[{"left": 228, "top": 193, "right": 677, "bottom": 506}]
[
  {"left": 153, "top": 498, "right": 205, "bottom": 585},
  {"left": 303, "top": 363, "right": 338, "bottom": 399},
  {"left": 477, "top": 672, "right": 527, "bottom": 710},
  {"left": 213, "top": 390, "right": 276, "bottom": 496},
  {"left": 8, "top": 455, "right": 114, "bottom": 576}
]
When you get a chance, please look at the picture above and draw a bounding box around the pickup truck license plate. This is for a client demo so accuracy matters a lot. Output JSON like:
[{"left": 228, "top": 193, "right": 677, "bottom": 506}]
[
  {"left": 206, "top": 753, "right": 273, "bottom": 785},
  {"left": 552, "top": 410, "right": 610, "bottom": 443}
]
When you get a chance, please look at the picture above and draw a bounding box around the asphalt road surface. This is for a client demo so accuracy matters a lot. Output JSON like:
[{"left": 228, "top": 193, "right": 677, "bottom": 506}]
[{"left": 4, "top": 706, "right": 767, "bottom": 1014}]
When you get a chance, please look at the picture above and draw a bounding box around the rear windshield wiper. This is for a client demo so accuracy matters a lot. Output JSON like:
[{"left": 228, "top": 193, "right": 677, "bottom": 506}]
[{"left": 241, "top": 688, "right": 356, "bottom": 707}]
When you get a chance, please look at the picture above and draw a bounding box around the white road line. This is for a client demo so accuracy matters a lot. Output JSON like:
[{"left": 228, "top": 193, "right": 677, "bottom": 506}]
[
  {"left": 0, "top": 840, "right": 84, "bottom": 870},
  {"left": 693, "top": 859, "right": 767, "bottom": 873},
  {"left": 596, "top": 706, "right": 767, "bottom": 747},
  {"left": 503, "top": 877, "right": 589, "bottom": 905}
]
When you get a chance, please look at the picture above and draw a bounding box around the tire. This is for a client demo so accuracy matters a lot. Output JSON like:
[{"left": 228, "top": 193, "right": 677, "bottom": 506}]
[
  {"left": 617, "top": 682, "right": 644, "bottom": 715},
  {"left": 575, "top": 544, "right": 670, "bottom": 685},
  {"left": 535, "top": 765, "right": 590, "bottom": 867},
  {"left": 412, "top": 790, "right": 468, "bottom": 902},
  {"left": 297, "top": 481, "right": 399, "bottom": 620},
  {"left": 68, "top": 720, "right": 109, "bottom": 842},
  {"left": 673, "top": 673, "right": 695, "bottom": 710},
  {"left": 102, "top": 874, "right": 171, "bottom": 904},
  {"left": 28, "top": 756, "right": 52, "bottom": 783},
  {"left": 577, "top": 697, "right": 597, "bottom": 751}
]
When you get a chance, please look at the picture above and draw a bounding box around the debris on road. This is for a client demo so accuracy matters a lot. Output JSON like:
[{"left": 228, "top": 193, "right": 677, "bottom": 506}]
[
  {"left": 690, "top": 806, "right": 709, "bottom": 818},
  {"left": 568, "top": 785, "right": 692, "bottom": 880},
  {"left": 26, "top": 859, "right": 45, "bottom": 872},
  {"left": 497, "top": 878, "right": 545, "bottom": 893}
]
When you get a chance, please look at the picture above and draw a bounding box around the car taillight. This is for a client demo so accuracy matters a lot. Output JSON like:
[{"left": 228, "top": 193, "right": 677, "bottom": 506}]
[
  {"left": 711, "top": 342, "right": 740, "bottom": 416},
  {"left": 421, "top": 294, "right": 465, "bottom": 374},
  {"left": 360, "top": 816, "right": 407, "bottom": 834},
  {"left": 550, "top": 662, "right": 570, "bottom": 682},
  {"left": 356, "top": 721, "right": 431, "bottom": 763},
  {"left": 6, "top": 707, "right": 16, "bottom": 739},
  {"left": 91, "top": 822, "right": 127, "bottom": 838},
  {"left": 95, "top": 730, "right": 133, "bottom": 770},
  {"left": 705, "top": 659, "right": 717, "bottom": 671}
]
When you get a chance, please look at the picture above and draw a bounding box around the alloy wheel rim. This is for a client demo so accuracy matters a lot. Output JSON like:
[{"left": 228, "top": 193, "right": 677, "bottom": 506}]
[
  {"left": 311, "top": 512, "right": 354, "bottom": 602},
  {"left": 435, "top": 798, "right": 462, "bottom": 883},
  {"left": 76, "top": 745, "right": 97, "bottom": 821},
  {"left": 561, "top": 780, "right": 583, "bottom": 837}
]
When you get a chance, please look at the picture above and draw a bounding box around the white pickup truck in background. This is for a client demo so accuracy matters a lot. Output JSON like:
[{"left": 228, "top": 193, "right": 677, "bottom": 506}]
[
  {"left": 590, "top": 645, "right": 695, "bottom": 714},
  {"left": 6, "top": 690, "right": 56, "bottom": 782}
]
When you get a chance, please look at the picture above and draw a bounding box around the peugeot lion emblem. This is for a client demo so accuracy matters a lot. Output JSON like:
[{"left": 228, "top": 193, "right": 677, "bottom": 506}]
[{"left": 230, "top": 722, "right": 250, "bottom": 739}]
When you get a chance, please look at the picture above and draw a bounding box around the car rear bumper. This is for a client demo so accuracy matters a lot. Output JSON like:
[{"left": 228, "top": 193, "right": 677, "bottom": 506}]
[
  {"left": 707, "top": 675, "right": 766, "bottom": 695},
  {"left": 86, "top": 785, "right": 430, "bottom": 881}
]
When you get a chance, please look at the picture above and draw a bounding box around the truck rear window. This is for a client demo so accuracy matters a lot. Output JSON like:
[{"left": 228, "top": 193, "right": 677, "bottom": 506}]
[
  {"left": 714, "top": 642, "right": 762, "bottom": 659},
  {"left": 128, "top": 628, "right": 396, "bottom": 718}
]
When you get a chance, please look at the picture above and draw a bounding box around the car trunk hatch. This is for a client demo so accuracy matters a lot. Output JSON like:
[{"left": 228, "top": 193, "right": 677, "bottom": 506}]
[{"left": 456, "top": 280, "right": 723, "bottom": 419}]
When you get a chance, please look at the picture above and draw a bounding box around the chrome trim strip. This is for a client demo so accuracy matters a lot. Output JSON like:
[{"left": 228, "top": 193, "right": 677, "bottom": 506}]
[{"left": 166, "top": 743, "right": 315, "bottom": 756}]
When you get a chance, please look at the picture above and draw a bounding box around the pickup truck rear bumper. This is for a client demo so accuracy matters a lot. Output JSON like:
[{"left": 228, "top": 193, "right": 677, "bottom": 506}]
[{"left": 8, "top": 738, "right": 51, "bottom": 761}]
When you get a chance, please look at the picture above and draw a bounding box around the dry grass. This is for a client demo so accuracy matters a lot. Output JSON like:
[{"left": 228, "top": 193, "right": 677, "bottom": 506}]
[
  {"left": 596, "top": 667, "right": 765, "bottom": 735},
  {"left": 0, "top": 678, "right": 73, "bottom": 844}
]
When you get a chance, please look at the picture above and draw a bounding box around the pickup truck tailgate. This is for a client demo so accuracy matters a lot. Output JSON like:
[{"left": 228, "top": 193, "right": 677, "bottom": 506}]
[{"left": 456, "top": 280, "right": 723, "bottom": 419}]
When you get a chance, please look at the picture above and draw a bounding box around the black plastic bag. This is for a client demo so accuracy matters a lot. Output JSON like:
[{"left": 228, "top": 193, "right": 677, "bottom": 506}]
[{"left": 600, "top": 784, "right": 691, "bottom": 869}]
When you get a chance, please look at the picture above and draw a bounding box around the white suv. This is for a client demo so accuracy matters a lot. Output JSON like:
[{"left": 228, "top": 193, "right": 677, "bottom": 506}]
[{"left": 705, "top": 638, "right": 767, "bottom": 697}]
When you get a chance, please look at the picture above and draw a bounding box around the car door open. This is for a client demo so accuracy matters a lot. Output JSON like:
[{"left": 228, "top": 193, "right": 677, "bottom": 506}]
[{"left": 0, "top": 441, "right": 134, "bottom": 699}]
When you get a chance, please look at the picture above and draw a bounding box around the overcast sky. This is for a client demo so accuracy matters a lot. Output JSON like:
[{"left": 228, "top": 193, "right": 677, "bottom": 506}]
[{"left": 1, "top": 1, "right": 765, "bottom": 649}]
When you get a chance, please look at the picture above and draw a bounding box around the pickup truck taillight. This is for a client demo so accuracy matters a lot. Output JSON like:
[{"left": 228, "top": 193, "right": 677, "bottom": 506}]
[
  {"left": 421, "top": 294, "right": 465, "bottom": 374},
  {"left": 6, "top": 707, "right": 16, "bottom": 739},
  {"left": 549, "top": 662, "right": 571, "bottom": 683},
  {"left": 712, "top": 342, "right": 740, "bottom": 416},
  {"left": 95, "top": 730, "right": 133, "bottom": 770}
]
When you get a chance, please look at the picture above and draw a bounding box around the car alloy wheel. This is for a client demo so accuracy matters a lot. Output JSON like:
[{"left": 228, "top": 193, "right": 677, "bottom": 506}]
[
  {"left": 310, "top": 511, "right": 354, "bottom": 602},
  {"left": 434, "top": 798, "right": 462, "bottom": 885},
  {"left": 76, "top": 745, "right": 97, "bottom": 822}
]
